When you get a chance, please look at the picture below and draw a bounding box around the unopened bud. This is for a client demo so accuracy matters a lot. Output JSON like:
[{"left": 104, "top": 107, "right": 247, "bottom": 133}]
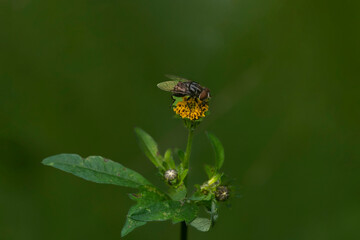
[
  {"left": 215, "top": 186, "right": 230, "bottom": 201},
  {"left": 164, "top": 169, "right": 178, "bottom": 182}
]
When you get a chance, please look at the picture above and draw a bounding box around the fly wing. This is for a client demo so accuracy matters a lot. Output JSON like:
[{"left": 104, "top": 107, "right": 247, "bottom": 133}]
[
  {"left": 157, "top": 81, "right": 179, "bottom": 92},
  {"left": 164, "top": 74, "right": 192, "bottom": 82}
]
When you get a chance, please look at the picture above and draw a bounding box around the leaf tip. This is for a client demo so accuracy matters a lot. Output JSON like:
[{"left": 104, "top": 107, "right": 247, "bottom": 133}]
[
  {"left": 41, "top": 156, "right": 53, "bottom": 166},
  {"left": 134, "top": 127, "right": 142, "bottom": 134},
  {"left": 205, "top": 131, "right": 215, "bottom": 139},
  {"left": 120, "top": 230, "right": 127, "bottom": 238}
]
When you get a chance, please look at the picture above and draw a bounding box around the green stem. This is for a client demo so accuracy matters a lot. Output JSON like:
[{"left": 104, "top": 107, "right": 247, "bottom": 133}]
[
  {"left": 183, "top": 128, "right": 194, "bottom": 171},
  {"left": 181, "top": 221, "right": 187, "bottom": 240},
  {"left": 180, "top": 128, "right": 194, "bottom": 240}
]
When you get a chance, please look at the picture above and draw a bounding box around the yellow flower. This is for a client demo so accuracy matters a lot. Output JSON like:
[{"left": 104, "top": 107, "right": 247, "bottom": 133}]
[{"left": 173, "top": 97, "right": 209, "bottom": 121}]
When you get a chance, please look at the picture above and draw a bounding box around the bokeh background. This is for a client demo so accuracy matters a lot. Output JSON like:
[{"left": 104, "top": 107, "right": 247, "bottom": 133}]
[{"left": 1, "top": 0, "right": 359, "bottom": 239}]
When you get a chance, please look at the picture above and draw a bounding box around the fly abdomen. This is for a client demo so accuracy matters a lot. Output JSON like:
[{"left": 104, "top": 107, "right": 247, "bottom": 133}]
[{"left": 188, "top": 82, "right": 202, "bottom": 97}]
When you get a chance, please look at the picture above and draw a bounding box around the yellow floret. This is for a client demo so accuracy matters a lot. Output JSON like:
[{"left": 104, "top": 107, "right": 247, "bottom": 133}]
[{"left": 173, "top": 97, "right": 209, "bottom": 121}]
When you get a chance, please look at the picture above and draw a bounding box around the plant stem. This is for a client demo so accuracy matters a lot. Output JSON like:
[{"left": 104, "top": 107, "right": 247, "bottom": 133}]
[
  {"left": 181, "top": 221, "right": 187, "bottom": 240},
  {"left": 181, "top": 128, "right": 194, "bottom": 240},
  {"left": 183, "top": 128, "right": 194, "bottom": 170}
]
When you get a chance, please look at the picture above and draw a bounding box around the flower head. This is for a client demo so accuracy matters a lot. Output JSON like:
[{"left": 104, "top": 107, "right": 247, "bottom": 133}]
[
  {"left": 215, "top": 186, "right": 230, "bottom": 201},
  {"left": 164, "top": 169, "right": 178, "bottom": 182},
  {"left": 173, "top": 97, "right": 209, "bottom": 121}
]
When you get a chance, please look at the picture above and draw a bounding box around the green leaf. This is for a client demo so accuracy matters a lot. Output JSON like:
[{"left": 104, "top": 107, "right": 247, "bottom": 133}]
[
  {"left": 189, "top": 191, "right": 212, "bottom": 201},
  {"left": 130, "top": 200, "right": 198, "bottom": 223},
  {"left": 168, "top": 184, "right": 187, "bottom": 201},
  {"left": 164, "top": 149, "right": 176, "bottom": 169},
  {"left": 176, "top": 149, "right": 185, "bottom": 162},
  {"left": 42, "top": 154, "right": 151, "bottom": 188},
  {"left": 210, "top": 200, "right": 219, "bottom": 223},
  {"left": 206, "top": 132, "right": 225, "bottom": 170},
  {"left": 179, "top": 169, "right": 188, "bottom": 183},
  {"left": 190, "top": 218, "right": 212, "bottom": 232},
  {"left": 122, "top": 206, "right": 147, "bottom": 237},
  {"left": 134, "top": 185, "right": 169, "bottom": 203},
  {"left": 176, "top": 163, "right": 188, "bottom": 185},
  {"left": 204, "top": 164, "right": 216, "bottom": 178},
  {"left": 122, "top": 186, "right": 169, "bottom": 237},
  {"left": 135, "top": 128, "right": 164, "bottom": 170}
]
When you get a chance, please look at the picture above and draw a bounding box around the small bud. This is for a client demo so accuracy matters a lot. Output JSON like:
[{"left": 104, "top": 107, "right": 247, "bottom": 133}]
[
  {"left": 215, "top": 186, "right": 230, "bottom": 201},
  {"left": 201, "top": 189, "right": 209, "bottom": 195},
  {"left": 164, "top": 169, "right": 178, "bottom": 182}
]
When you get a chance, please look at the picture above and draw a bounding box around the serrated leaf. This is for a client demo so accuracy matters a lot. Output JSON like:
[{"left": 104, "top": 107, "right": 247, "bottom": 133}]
[
  {"left": 206, "top": 132, "right": 225, "bottom": 170},
  {"left": 164, "top": 149, "right": 176, "bottom": 169},
  {"left": 190, "top": 218, "right": 212, "bottom": 232},
  {"left": 121, "top": 219, "right": 146, "bottom": 237},
  {"left": 130, "top": 200, "right": 198, "bottom": 223},
  {"left": 122, "top": 186, "right": 169, "bottom": 236},
  {"left": 42, "top": 154, "right": 151, "bottom": 188},
  {"left": 122, "top": 204, "right": 149, "bottom": 237},
  {"left": 135, "top": 128, "right": 165, "bottom": 170}
]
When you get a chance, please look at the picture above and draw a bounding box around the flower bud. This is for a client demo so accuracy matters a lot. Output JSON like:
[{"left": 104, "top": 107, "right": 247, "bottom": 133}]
[
  {"left": 164, "top": 169, "right": 178, "bottom": 182},
  {"left": 215, "top": 186, "right": 230, "bottom": 201}
]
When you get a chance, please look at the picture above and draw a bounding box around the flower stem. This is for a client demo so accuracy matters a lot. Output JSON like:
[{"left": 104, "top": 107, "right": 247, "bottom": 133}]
[
  {"left": 181, "top": 128, "right": 194, "bottom": 240},
  {"left": 181, "top": 221, "right": 187, "bottom": 240},
  {"left": 183, "top": 128, "right": 194, "bottom": 171}
]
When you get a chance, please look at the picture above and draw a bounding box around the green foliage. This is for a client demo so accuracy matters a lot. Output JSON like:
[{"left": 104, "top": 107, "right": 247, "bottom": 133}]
[
  {"left": 122, "top": 185, "right": 168, "bottom": 237},
  {"left": 121, "top": 208, "right": 147, "bottom": 237},
  {"left": 197, "top": 191, "right": 213, "bottom": 201},
  {"left": 130, "top": 200, "right": 198, "bottom": 223},
  {"left": 42, "top": 154, "right": 151, "bottom": 188},
  {"left": 168, "top": 184, "right": 187, "bottom": 201},
  {"left": 190, "top": 191, "right": 212, "bottom": 201},
  {"left": 179, "top": 168, "right": 188, "bottom": 183},
  {"left": 209, "top": 200, "right": 219, "bottom": 224},
  {"left": 43, "top": 124, "right": 232, "bottom": 237},
  {"left": 190, "top": 218, "right": 212, "bottom": 232},
  {"left": 164, "top": 149, "right": 176, "bottom": 169},
  {"left": 135, "top": 128, "right": 165, "bottom": 170},
  {"left": 176, "top": 149, "right": 185, "bottom": 162},
  {"left": 206, "top": 132, "right": 225, "bottom": 170},
  {"left": 204, "top": 164, "right": 216, "bottom": 178}
]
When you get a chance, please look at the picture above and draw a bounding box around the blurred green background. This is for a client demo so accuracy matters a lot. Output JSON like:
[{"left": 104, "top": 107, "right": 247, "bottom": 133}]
[{"left": 1, "top": 0, "right": 359, "bottom": 239}]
